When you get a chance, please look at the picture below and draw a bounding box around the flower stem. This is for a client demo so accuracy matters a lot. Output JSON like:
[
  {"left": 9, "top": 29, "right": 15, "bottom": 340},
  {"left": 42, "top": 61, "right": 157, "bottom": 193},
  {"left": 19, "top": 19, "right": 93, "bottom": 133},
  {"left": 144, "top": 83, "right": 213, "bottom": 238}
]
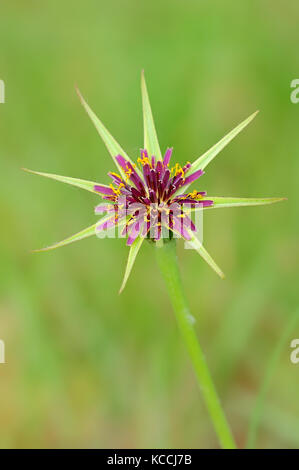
[{"left": 155, "top": 239, "right": 237, "bottom": 449}]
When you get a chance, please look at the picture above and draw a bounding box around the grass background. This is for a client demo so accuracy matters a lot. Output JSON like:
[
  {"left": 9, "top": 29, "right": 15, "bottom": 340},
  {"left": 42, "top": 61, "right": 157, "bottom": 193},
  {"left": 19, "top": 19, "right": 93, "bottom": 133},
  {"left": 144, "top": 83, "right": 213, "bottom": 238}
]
[{"left": 0, "top": 0, "right": 299, "bottom": 448}]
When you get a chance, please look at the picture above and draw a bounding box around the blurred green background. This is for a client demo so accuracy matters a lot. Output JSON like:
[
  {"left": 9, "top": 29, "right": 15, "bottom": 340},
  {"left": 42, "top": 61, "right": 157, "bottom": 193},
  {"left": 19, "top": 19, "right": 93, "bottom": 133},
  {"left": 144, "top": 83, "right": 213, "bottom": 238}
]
[{"left": 1, "top": 0, "right": 299, "bottom": 449}]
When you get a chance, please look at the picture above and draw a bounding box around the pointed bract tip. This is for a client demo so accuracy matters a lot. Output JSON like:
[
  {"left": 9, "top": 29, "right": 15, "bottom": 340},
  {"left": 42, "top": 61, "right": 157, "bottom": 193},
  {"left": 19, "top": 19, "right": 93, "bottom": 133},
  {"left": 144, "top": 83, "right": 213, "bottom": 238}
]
[
  {"left": 118, "top": 283, "right": 125, "bottom": 295},
  {"left": 31, "top": 245, "right": 60, "bottom": 253},
  {"left": 75, "top": 85, "right": 84, "bottom": 104},
  {"left": 31, "top": 246, "right": 51, "bottom": 253},
  {"left": 269, "top": 197, "right": 287, "bottom": 204},
  {"left": 22, "top": 167, "right": 37, "bottom": 175},
  {"left": 141, "top": 70, "right": 147, "bottom": 86}
]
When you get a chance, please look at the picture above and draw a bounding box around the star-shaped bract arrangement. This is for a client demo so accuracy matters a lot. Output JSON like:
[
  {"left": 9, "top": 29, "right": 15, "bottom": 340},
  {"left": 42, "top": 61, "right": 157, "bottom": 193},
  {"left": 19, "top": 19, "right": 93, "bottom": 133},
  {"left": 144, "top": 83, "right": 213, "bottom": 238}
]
[{"left": 24, "top": 72, "right": 285, "bottom": 292}]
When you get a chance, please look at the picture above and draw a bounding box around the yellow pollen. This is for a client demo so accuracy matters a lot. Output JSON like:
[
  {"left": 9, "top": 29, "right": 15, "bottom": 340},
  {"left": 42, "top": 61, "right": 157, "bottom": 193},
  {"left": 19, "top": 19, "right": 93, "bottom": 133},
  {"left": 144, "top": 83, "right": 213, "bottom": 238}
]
[
  {"left": 109, "top": 183, "right": 121, "bottom": 196},
  {"left": 188, "top": 190, "right": 203, "bottom": 199},
  {"left": 124, "top": 166, "right": 133, "bottom": 182},
  {"left": 137, "top": 156, "right": 150, "bottom": 167},
  {"left": 170, "top": 162, "right": 185, "bottom": 177},
  {"left": 110, "top": 172, "right": 121, "bottom": 179}
]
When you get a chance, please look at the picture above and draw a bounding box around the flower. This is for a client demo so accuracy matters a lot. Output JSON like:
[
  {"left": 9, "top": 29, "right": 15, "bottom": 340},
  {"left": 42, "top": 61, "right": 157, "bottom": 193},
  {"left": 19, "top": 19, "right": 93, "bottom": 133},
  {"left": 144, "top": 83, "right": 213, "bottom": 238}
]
[
  {"left": 94, "top": 149, "right": 212, "bottom": 246},
  {"left": 24, "top": 71, "right": 285, "bottom": 292}
]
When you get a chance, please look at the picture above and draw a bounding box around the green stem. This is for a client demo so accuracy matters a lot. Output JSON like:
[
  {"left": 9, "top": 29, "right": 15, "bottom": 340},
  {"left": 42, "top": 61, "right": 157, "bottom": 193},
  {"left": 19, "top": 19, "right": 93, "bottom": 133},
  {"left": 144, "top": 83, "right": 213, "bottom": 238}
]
[{"left": 155, "top": 239, "right": 236, "bottom": 449}]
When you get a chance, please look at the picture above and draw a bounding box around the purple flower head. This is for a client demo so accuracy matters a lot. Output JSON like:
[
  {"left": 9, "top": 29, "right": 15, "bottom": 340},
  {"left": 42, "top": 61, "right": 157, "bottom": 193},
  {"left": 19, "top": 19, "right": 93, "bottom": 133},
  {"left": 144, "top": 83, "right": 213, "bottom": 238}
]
[{"left": 94, "top": 148, "right": 212, "bottom": 246}]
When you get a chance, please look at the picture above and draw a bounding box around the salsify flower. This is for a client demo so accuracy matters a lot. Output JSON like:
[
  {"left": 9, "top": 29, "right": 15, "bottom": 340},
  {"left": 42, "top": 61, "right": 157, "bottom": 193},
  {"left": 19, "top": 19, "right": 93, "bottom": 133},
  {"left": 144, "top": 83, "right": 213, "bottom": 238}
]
[
  {"left": 24, "top": 72, "right": 284, "bottom": 293},
  {"left": 24, "top": 72, "right": 286, "bottom": 449}
]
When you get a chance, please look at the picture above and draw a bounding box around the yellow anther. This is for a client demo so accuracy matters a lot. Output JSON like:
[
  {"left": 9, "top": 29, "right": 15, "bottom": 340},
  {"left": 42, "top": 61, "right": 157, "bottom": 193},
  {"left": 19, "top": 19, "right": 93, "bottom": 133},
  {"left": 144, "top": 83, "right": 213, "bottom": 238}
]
[
  {"left": 188, "top": 190, "right": 197, "bottom": 199},
  {"left": 176, "top": 163, "right": 184, "bottom": 177},
  {"left": 124, "top": 167, "right": 133, "bottom": 182},
  {"left": 137, "top": 156, "right": 150, "bottom": 167},
  {"left": 187, "top": 190, "right": 203, "bottom": 200},
  {"left": 109, "top": 183, "right": 121, "bottom": 196},
  {"left": 110, "top": 172, "right": 121, "bottom": 179},
  {"left": 170, "top": 162, "right": 185, "bottom": 177}
]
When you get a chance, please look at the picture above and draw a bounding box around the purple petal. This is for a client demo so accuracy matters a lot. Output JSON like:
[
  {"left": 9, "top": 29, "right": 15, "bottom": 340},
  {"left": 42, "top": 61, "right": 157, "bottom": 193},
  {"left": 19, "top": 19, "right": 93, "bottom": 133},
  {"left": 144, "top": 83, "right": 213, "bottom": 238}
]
[
  {"left": 108, "top": 172, "right": 123, "bottom": 185},
  {"left": 116, "top": 154, "right": 146, "bottom": 193},
  {"left": 156, "top": 160, "right": 163, "bottom": 177},
  {"left": 94, "top": 185, "right": 115, "bottom": 195},
  {"left": 115, "top": 154, "right": 128, "bottom": 171},
  {"left": 163, "top": 148, "right": 173, "bottom": 167},
  {"left": 199, "top": 199, "right": 213, "bottom": 207},
  {"left": 182, "top": 169, "right": 204, "bottom": 187},
  {"left": 182, "top": 162, "right": 191, "bottom": 173}
]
